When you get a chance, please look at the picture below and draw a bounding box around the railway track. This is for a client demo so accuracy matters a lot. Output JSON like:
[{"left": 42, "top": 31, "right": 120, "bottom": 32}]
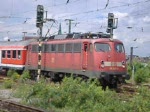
[
  {"left": 116, "top": 83, "right": 139, "bottom": 100},
  {"left": 117, "top": 83, "right": 137, "bottom": 92},
  {"left": 0, "top": 99, "right": 46, "bottom": 112},
  {"left": 0, "top": 76, "right": 6, "bottom": 83}
]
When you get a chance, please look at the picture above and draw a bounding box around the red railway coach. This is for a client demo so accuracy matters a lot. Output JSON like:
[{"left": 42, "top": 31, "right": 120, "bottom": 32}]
[
  {"left": 0, "top": 39, "right": 36, "bottom": 73},
  {"left": 26, "top": 33, "right": 130, "bottom": 89}
]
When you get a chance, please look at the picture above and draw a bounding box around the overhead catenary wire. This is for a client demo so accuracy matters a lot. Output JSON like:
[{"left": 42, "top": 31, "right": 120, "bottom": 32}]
[
  {"left": 57, "top": 0, "right": 150, "bottom": 18},
  {"left": 0, "top": 0, "right": 150, "bottom": 36},
  {"left": 0, "top": 0, "right": 149, "bottom": 21}
]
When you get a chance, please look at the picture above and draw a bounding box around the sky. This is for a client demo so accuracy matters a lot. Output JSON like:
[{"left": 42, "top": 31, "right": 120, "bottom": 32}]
[{"left": 0, "top": 0, "right": 150, "bottom": 57}]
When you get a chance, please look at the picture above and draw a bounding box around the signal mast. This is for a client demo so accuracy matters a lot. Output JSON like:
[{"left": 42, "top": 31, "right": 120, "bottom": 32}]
[{"left": 36, "top": 5, "right": 45, "bottom": 81}]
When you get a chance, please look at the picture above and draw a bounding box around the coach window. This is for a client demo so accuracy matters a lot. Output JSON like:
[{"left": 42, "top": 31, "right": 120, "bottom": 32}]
[
  {"left": 58, "top": 44, "right": 64, "bottom": 53},
  {"left": 18, "top": 50, "right": 21, "bottom": 59},
  {"left": 7, "top": 50, "right": 11, "bottom": 58},
  {"left": 2, "top": 50, "right": 6, "bottom": 58},
  {"left": 12, "top": 50, "right": 17, "bottom": 58},
  {"left": 73, "top": 43, "right": 81, "bottom": 53},
  {"left": 65, "top": 43, "right": 72, "bottom": 53}
]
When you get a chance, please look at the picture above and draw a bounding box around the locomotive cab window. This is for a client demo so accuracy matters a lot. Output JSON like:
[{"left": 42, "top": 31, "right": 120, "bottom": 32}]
[
  {"left": 95, "top": 43, "right": 111, "bottom": 52},
  {"left": 115, "top": 43, "right": 124, "bottom": 53}
]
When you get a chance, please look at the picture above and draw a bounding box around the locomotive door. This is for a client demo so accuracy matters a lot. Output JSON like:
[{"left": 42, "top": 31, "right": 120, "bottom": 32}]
[{"left": 82, "top": 42, "right": 89, "bottom": 69}]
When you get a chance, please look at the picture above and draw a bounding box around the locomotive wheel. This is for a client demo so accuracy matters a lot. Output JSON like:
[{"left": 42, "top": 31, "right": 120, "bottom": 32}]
[
  {"left": 100, "top": 78, "right": 107, "bottom": 90},
  {"left": 108, "top": 82, "right": 118, "bottom": 89}
]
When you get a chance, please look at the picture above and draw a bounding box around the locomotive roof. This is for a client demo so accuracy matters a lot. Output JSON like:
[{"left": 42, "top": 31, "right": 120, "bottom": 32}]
[
  {"left": 0, "top": 39, "right": 37, "bottom": 46},
  {"left": 43, "top": 38, "right": 122, "bottom": 44},
  {"left": 48, "top": 32, "right": 111, "bottom": 40}
]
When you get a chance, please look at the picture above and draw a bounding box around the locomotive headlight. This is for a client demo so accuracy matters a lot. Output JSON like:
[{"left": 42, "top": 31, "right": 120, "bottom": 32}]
[
  {"left": 122, "top": 61, "right": 125, "bottom": 68},
  {"left": 101, "top": 60, "right": 105, "bottom": 68}
]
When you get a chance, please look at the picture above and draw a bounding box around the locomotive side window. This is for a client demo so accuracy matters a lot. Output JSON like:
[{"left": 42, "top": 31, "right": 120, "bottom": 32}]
[
  {"left": 73, "top": 43, "right": 81, "bottom": 53},
  {"left": 51, "top": 44, "right": 56, "bottom": 52},
  {"left": 58, "top": 44, "right": 64, "bottom": 52},
  {"left": 32, "top": 45, "right": 38, "bottom": 52},
  {"left": 95, "top": 43, "right": 111, "bottom": 52},
  {"left": 2, "top": 50, "right": 6, "bottom": 58},
  {"left": 115, "top": 43, "right": 124, "bottom": 53},
  {"left": 7, "top": 50, "right": 11, "bottom": 58},
  {"left": 12, "top": 50, "right": 17, "bottom": 58},
  {"left": 43, "top": 44, "right": 51, "bottom": 52},
  {"left": 41, "top": 44, "right": 45, "bottom": 52},
  {"left": 65, "top": 43, "right": 72, "bottom": 53}
]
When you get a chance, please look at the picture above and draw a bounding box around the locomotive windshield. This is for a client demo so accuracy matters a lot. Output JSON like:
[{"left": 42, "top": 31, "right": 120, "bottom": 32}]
[
  {"left": 95, "top": 43, "right": 111, "bottom": 52},
  {"left": 115, "top": 43, "right": 124, "bottom": 53}
]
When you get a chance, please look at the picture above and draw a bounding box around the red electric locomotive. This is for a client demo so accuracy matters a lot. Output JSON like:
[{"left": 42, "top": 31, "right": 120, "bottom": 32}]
[{"left": 25, "top": 33, "right": 129, "bottom": 89}]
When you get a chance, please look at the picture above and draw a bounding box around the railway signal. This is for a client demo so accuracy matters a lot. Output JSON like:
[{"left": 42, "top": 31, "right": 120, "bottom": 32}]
[
  {"left": 36, "top": 5, "right": 44, "bottom": 28},
  {"left": 107, "top": 13, "right": 118, "bottom": 38}
]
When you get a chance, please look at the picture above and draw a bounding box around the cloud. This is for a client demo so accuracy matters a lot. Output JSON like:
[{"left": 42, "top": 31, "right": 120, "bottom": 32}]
[
  {"left": 0, "top": 0, "right": 150, "bottom": 56},
  {"left": 143, "top": 16, "right": 150, "bottom": 23},
  {"left": 0, "top": 21, "right": 4, "bottom": 24},
  {"left": 115, "top": 12, "right": 128, "bottom": 18}
]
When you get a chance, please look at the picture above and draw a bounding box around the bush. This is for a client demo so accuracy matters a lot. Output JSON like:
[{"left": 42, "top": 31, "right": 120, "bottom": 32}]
[
  {"left": 20, "top": 70, "right": 31, "bottom": 82},
  {"left": 7, "top": 69, "right": 15, "bottom": 77},
  {"left": 11, "top": 72, "right": 20, "bottom": 82},
  {"left": 128, "top": 62, "right": 150, "bottom": 84},
  {"left": 134, "top": 63, "right": 149, "bottom": 84},
  {"left": 3, "top": 79, "right": 14, "bottom": 89},
  {"left": 127, "top": 64, "right": 132, "bottom": 77}
]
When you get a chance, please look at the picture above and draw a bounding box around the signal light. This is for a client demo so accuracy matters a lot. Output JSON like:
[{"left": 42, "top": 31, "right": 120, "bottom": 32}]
[
  {"left": 107, "top": 13, "right": 114, "bottom": 33},
  {"left": 108, "top": 13, "right": 114, "bottom": 28},
  {"left": 36, "top": 5, "right": 44, "bottom": 27}
]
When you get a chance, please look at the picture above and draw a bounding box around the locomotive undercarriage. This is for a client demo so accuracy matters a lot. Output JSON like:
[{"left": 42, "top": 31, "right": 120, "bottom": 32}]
[
  {"left": 99, "top": 73, "right": 130, "bottom": 90},
  {"left": 29, "top": 70, "right": 90, "bottom": 83},
  {"left": 28, "top": 69, "right": 130, "bottom": 90}
]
